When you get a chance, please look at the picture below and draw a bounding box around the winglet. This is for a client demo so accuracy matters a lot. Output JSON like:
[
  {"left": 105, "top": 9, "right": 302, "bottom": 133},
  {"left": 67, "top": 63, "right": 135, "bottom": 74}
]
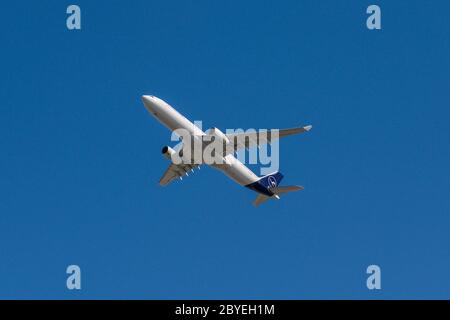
[{"left": 303, "top": 125, "right": 312, "bottom": 131}]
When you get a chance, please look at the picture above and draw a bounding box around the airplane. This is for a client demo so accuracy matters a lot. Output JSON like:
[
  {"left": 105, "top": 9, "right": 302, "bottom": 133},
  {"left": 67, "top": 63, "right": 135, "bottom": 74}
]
[{"left": 142, "top": 95, "right": 312, "bottom": 206}]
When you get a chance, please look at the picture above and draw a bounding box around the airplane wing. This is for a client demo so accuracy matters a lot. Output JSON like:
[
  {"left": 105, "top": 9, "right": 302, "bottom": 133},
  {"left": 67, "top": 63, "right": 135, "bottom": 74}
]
[
  {"left": 159, "top": 163, "right": 200, "bottom": 186},
  {"left": 226, "top": 125, "right": 312, "bottom": 152}
]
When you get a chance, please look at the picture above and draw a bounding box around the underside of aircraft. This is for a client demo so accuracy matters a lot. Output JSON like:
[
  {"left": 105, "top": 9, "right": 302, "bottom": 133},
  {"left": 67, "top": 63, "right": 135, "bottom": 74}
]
[{"left": 142, "top": 95, "right": 312, "bottom": 206}]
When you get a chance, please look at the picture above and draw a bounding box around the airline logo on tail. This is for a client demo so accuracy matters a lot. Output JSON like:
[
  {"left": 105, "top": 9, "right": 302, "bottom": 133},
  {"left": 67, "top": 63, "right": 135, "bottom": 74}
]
[
  {"left": 246, "top": 172, "right": 284, "bottom": 197},
  {"left": 268, "top": 176, "right": 277, "bottom": 189}
]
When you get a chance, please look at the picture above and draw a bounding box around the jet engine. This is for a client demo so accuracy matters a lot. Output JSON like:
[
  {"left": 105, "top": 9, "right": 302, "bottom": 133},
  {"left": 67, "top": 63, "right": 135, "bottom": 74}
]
[{"left": 161, "top": 146, "right": 176, "bottom": 160}]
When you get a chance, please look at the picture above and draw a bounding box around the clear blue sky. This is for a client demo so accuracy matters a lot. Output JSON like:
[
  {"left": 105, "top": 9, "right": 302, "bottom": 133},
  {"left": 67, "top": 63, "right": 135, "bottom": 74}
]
[{"left": 0, "top": 1, "right": 449, "bottom": 299}]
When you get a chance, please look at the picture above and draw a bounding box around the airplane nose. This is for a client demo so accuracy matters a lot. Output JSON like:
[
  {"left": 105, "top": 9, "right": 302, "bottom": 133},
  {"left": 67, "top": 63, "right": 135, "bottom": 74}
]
[
  {"left": 142, "top": 95, "right": 156, "bottom": 108},
  {"left": 142, "top": 95, "right": 154, "bottom": 104},
  {"left": 142, "top": 95, "right": 160, "bottom": 115}
]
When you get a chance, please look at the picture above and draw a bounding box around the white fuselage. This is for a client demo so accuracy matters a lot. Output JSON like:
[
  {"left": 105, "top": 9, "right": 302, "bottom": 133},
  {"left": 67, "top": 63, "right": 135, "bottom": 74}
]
[{"left": 142, "top": 95, "right": 260, "bottom": 186}]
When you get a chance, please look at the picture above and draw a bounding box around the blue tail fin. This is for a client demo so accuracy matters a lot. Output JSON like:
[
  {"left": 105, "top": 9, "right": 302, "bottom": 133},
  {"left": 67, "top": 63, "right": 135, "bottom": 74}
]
[
  {"left": 245, "top": 171, "right": 284, "bottom": 196},
  {"left": 258, "top": 172, "right": 284, "bottom": 189}
]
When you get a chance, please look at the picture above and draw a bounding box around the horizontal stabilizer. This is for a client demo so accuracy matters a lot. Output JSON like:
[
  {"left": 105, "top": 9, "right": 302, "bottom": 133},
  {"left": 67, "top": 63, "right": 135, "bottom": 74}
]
[
  {"left": 253, "top": 194, "right": 271, "bottom": 207},
  {"left": 252, "top": 185, "right": 304, "bottom": 207},
  {"left": 272, "top": 185, "right": 304, "bottom": 194}
]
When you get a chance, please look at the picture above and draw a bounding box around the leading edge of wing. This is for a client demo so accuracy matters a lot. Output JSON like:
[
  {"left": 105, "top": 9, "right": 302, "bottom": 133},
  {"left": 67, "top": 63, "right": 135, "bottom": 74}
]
[{"left": 225, "top": 124, "right": 312, "bottom": 151}]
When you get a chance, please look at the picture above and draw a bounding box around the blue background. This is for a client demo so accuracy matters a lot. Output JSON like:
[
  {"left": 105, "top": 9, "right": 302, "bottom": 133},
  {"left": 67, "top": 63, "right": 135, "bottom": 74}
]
[{"left": 0, "top": 0, "right": 449, "bottom": 299}]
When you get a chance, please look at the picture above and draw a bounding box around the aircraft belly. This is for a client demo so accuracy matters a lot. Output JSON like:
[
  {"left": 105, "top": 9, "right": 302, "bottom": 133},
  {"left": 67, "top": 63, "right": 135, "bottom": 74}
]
[
  {"left": 213, "top": 155, "right": 258, "bottom": 186},
  {"left": 158, "top": 109, "right": 202, "bottom": 136}
]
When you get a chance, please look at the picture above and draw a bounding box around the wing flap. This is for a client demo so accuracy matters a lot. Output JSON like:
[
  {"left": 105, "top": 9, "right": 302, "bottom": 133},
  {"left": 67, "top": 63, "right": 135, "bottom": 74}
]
[{"left": 159, "top": 163, "right": 199, "bottom": 186}]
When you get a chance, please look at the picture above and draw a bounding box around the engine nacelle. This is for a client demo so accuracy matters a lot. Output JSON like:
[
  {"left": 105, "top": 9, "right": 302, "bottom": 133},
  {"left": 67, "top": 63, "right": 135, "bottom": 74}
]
[
  {"left": 161, "top": 146, "right": 176, "bottom": 160},
  {"left": 207, "top": 127, "right": 230, "bottom": 145}
]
